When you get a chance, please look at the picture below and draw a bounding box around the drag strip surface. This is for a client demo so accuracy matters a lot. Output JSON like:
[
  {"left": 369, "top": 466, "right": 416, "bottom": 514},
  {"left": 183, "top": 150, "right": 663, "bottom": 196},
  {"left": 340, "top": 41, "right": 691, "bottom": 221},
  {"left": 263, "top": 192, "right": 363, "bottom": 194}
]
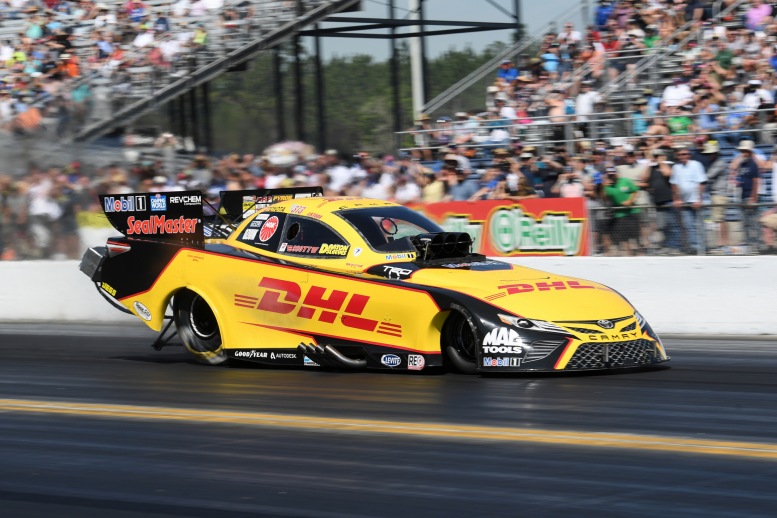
[{"left": 1, "top": 325, "right": 777, "bottom": 517}]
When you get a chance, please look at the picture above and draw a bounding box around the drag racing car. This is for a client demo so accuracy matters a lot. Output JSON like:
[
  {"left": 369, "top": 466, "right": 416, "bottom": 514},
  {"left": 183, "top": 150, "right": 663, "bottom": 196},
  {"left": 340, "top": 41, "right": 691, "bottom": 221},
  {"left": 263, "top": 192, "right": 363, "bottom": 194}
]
[{"left": 80, "top": 187, "right": 669, "bottom": 373}]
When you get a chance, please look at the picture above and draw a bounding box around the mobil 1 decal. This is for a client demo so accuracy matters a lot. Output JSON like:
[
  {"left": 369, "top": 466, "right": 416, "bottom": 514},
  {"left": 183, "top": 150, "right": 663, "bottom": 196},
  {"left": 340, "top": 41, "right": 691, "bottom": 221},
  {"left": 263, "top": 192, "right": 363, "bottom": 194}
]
[{"left": 99, "top": 190, "right": 203, "bottom": 247}]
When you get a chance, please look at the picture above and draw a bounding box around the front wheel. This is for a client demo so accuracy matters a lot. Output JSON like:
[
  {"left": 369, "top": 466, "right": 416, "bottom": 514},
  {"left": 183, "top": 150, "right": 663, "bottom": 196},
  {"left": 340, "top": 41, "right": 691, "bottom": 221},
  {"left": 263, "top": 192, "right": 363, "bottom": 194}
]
[
  {"left": 442, "top": 305, "right": 479, "bottom": 374},
  {"left": 174, "top": 289, "right": 227, "bottom": 365}
]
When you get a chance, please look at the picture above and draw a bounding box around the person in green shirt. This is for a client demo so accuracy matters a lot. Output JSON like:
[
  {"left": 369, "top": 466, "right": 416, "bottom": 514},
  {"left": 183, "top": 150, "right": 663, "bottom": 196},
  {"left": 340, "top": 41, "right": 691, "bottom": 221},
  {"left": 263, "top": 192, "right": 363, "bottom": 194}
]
[
  {"left": 667, "top": 105, "right": 696, "bottom": 135},
  {"left": 603, "top": 167, "right": 641, "bottom": 255}
]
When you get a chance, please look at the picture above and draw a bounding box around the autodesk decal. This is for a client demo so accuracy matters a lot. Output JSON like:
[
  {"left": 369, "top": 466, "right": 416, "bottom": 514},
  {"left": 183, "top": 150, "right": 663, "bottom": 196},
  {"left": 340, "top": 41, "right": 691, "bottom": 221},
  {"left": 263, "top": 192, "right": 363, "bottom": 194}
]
[{"left": 489, "top": 208, "right": 583, "bottom": 256}]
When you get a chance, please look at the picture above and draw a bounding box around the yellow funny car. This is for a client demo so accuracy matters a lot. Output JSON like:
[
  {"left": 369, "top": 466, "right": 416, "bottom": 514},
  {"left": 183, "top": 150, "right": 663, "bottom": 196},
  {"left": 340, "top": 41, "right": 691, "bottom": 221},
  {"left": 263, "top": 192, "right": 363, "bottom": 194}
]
[{"left": 80, "top": 187, "right": 669, "bottom": 373}]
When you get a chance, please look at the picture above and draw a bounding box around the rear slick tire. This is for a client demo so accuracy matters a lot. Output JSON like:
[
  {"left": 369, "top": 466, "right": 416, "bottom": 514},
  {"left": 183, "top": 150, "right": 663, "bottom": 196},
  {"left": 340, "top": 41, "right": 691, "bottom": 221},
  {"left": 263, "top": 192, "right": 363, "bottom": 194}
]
[
  {"left": 174, "top": 289, "right": 227, "bottom": 365},
  {"left": 442, "top": 305, "right": 479, "bottom": 374}
]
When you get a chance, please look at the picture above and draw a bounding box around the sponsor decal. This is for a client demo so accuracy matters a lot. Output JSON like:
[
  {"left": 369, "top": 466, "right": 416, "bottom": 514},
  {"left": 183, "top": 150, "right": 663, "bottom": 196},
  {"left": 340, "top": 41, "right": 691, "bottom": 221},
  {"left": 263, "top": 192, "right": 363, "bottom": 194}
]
[
  {"left": 270, "top": 351, "right": 297, "bottom": 360},
  {"left": 382, "top": 265, "right": 412, "bottom": 280},
  {"left": 498, "top": 280, "right": 595, "bottom": 295},
  {"left": 319, "top": 243, "right": 349, "bottom": 256},
  {"left": 407, "top": 354, "right": 425, "bottom": 370},
  {"left": 381, "top": 354, "right": 401, "bottom": 368},
  {"left": 597, "top": 319, "right": 614, "bottom": 329},
  {"left": 303, "top": 356, "right": 320, "bottom": 367},
  {"left": 233, "top": 350, "right": 268, "bottom": 359},
  {"left": 279, "top": 243, "right": 288, "bottom": 252},
  {"left": 586, "top": 332, "right": 639, "bottom": 342},
  {"left": 489, "top": 208, "right": 584, "bottom": 256},
  {"left": 249, "top": 214, "right": 269, "bottom": 227},
  {"left": 169, "top": 195, "right": 201, "bottom": 205},
  {"left": 483, "top": 327, "right": 523, "bottom": 348},
  {"left": 133, "top": 301, "right": 152, "bottom": 321},
  {"left": 308, "top": 212, "right": 323, "bottom": 220},
  {"left": 290, "top": 204, "right": 305, "bottom": 214},
  {"left": 353, "top": 248, "right": 362, "bottom": 257},
  {"left": 345, "top": 262, "right": 363, "bottom": 269},
  {"left": 243, "top": 229, "right": 258, "bottom": 241},
  {"left": 384, "top": 253, "right": 415, "bottom": 260},
  {"left": 104, "top": 195, "right": 146, "bottom": 213},
  {"left": 125, "top": 215, "right": 198, "bottom": 235},
  {"left": 100, "top": 282, "right": 117, "bottom": 297},
  {"left": 483, "top": 357, "right": 522, "bottom": 367},
  {"left": 234, "top": 277, "right": 401, "bottom": 337},
  {"left": 441, "top": 260, "right": 502, "bottom": 269},
  {"left": 282, "top": 244, "right": 320, "bottom": 254},
  {"left": 150, "top": 194, "right": 167, "bottom": 211},
  {"left": 258, "top": 216, "right": 279, "bottom": 242}
]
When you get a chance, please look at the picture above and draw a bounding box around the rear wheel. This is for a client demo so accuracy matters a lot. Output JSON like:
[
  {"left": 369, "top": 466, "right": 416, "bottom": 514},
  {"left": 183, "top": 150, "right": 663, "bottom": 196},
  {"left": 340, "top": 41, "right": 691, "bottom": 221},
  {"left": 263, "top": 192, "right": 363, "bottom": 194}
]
[
  {"left": 174, "top": 289, "right": 227, "bottom": 365},
  {"left": 442, "top": 305, "right": 479, "bottom": 374}
]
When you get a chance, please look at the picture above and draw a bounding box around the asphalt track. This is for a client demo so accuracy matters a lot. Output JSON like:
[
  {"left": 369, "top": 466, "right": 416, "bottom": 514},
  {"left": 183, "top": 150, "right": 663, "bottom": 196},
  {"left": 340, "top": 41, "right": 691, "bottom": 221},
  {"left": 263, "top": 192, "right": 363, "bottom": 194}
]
[{"left": 1, "top": 325, "right": 777, "bottom": 517}]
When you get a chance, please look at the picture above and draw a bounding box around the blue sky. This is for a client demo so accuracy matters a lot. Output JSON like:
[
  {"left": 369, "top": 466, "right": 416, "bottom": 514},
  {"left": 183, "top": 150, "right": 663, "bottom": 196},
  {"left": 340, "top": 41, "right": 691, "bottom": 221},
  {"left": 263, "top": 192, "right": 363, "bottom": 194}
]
[{"left": 313, "top": 0, "right": 586, "bottom": 60}]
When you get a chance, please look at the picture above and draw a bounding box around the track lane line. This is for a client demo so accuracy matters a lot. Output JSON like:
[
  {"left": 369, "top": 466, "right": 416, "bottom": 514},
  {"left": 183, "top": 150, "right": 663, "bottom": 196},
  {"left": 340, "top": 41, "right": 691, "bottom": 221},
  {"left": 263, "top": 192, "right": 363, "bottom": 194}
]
[{"left": 1, "top": 398, "right": 777, "bottom": 460}]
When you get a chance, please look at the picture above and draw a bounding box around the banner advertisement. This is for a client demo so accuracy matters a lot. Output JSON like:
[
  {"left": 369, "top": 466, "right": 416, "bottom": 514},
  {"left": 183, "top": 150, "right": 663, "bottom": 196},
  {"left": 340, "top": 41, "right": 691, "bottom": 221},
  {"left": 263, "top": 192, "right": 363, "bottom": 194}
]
[{"left": 410, "top": 198, "right": 590, "bottom": 257}]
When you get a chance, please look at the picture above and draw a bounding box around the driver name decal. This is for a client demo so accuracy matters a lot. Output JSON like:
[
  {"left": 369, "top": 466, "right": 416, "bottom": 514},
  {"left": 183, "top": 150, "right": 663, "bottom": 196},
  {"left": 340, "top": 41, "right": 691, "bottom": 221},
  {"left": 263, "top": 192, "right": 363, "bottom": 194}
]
[{"left": 234, "top": 277, "right": 402, "bottom": 337}]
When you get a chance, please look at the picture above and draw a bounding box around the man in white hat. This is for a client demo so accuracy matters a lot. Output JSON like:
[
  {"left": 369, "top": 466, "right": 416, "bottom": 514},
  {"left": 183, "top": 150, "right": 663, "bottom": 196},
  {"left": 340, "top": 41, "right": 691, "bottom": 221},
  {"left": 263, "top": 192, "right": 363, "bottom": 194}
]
[{"left": 671, "top": 146, "right": 707, "bottom": 253}]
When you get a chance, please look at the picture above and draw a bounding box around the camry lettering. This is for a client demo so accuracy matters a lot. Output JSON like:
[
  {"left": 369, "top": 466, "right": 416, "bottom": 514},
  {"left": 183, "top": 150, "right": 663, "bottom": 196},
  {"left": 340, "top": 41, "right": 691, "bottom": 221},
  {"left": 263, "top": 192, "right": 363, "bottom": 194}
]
[
  {"left": 499, "top": 280, "right": 595, "bottom": 295},
  {"left": 125, "top": 215, "right": 198, "bottom": 235}
]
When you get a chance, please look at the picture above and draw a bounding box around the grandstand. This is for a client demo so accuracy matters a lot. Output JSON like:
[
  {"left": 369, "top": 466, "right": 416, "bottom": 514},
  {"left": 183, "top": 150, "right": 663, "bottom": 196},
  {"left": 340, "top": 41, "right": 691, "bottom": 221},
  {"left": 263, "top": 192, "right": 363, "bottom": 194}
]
[{"left": 1, "top": 0, "right": 776, "bottom": 261}]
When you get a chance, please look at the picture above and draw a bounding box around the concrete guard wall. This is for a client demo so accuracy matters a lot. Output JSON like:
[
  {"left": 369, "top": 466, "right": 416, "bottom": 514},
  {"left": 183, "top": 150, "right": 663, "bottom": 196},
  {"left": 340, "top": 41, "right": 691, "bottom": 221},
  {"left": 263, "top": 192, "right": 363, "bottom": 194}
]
[{"left": 0, "top": 258, "right": 774, "bottom": 335}]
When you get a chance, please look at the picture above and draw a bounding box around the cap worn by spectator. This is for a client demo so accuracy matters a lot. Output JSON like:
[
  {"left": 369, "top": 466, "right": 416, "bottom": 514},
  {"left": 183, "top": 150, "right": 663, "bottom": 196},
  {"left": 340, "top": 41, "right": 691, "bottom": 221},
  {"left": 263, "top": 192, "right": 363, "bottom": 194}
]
[
  {"left": 701, "top": 141, "right": 720, "bottom": 154},
  {"left": 493, "top": 148, "right": 510, "bottom": 157},
  {"left": 325, "top": 149, "right": 338, "bottom": 156},
  {"left": 737, "top": 140, "right": 756, "bottom": 152},
  {"left": 633, "top": 98, "right": 648, "bottom": 105},
  {"left": 520, "top": 152, "right": 534, "bottom": 159}
]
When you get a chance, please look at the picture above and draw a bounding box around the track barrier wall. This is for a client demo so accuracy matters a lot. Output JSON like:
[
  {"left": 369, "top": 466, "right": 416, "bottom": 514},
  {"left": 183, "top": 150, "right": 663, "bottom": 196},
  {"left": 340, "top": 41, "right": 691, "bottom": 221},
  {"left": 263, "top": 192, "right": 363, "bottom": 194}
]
[{"left": 0, "top": 258, "right": 774, "bottom": 335}]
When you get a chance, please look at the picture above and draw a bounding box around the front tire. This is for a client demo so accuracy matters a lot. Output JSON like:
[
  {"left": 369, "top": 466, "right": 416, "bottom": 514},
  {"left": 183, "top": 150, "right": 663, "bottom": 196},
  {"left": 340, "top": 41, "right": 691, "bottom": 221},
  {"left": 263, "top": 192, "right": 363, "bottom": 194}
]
[
  {"left": 442, "top": 305, "right": 479, "bottom": 374},
  {"left": 174, "top": 289, "right": 227, "bottom": 365}
]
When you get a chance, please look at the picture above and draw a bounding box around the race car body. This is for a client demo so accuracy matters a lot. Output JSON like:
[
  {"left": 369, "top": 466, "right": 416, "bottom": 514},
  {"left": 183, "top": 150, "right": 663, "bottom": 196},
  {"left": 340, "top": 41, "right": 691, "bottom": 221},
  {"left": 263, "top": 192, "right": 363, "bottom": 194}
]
[{"left": 80, "top": 188, "right": 669, "bottom": 373}]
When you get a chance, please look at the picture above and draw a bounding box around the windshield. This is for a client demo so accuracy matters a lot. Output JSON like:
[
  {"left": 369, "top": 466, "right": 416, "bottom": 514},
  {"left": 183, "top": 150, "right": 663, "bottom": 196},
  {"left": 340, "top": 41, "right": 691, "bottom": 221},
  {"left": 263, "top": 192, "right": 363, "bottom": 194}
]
[{"left": 337, "top": 206, "right": 443, "bottom": 252}]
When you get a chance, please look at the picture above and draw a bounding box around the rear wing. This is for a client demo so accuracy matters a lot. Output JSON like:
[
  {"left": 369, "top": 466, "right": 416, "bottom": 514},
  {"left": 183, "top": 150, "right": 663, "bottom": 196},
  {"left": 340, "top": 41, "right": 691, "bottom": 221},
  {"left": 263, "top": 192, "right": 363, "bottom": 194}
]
[
  {"left": 99, "top": 187, "right": 324, "bottom": 248},
  {"left": 220, "top": 187, "right": 323, "bottom": 222},
  {"left": 99, "top": 191, "right": 204, "bottom": 248}
]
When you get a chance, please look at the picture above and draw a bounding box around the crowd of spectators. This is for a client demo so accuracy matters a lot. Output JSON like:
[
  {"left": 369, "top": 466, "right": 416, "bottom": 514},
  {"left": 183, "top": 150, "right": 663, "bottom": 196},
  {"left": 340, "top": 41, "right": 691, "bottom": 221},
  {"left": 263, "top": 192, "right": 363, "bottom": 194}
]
[
  {"left": 0, "top": 0, "right": 294, "bottom": 137},
  {"left": 4, "top": 1, "right": 777, "bottom": 259}
]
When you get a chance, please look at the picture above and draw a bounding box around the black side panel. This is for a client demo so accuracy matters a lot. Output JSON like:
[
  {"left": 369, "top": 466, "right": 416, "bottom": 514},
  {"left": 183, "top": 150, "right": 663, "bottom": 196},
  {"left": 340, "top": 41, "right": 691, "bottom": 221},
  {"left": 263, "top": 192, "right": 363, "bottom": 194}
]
[
  {"left": 100, "top": 239, "right": 183, "bottom": 300},
  {"left": 99, "top": 191, "right": 204, "bottom": 248}
]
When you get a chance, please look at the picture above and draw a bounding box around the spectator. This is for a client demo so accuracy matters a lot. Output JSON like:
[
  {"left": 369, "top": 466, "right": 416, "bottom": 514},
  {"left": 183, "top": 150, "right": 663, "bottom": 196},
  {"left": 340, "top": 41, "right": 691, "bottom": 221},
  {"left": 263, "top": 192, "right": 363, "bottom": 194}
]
[
  {"left": 644, "top": 147, "right": 681, "bottom": 254},
  {"left": 671, "top": 146, "right": 707, "bottom": 254},
  {"left": 496, "top": 59, "right": 519, "bottom": 86},
  {"left": 603, "top": 165, "right": 641, "bottom": 255},
  {"left": 728, "top": 139, "right": 763, "bottom": 248}
]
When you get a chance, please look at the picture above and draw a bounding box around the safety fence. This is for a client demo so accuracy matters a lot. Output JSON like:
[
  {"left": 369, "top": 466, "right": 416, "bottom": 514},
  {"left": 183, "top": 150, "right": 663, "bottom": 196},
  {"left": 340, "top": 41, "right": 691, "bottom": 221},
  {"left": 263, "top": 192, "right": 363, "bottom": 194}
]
[{"left": 2, "top": 197, "right": 773, "bottom": 261}]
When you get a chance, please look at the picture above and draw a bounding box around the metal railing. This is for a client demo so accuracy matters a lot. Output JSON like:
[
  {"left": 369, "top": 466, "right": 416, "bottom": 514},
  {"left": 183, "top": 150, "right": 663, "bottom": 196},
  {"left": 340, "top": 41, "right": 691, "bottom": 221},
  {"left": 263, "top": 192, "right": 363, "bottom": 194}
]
[
  {"left": 397, "top": 106, "right": 777, "bottom": 157},
  {"left": 420, "top": 0, "right": 589, "bottom": 115}
]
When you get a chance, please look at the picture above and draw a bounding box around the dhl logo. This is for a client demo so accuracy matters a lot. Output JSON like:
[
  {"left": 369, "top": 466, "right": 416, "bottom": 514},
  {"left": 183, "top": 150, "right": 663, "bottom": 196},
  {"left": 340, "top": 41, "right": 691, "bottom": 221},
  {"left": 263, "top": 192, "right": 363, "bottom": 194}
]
[
  {"left": 497, "top": 280, "right": 594, "bottom": 295},
  {"left": 235, "top": 277, "right": 402, "bottom": 337}
]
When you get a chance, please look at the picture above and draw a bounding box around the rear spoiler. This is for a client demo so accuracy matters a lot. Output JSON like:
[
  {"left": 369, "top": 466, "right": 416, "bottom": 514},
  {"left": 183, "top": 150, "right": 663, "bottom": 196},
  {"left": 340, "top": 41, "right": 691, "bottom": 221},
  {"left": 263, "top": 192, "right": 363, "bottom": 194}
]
[
  {"left": 220, "top": 187, "right": 323, "bottom": 222},
  {"left": 99, "top": 191, "right": 205, "bottom": 248},
  {"left": 99, "top": 187, "right": 324, "bottom": 248}
]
